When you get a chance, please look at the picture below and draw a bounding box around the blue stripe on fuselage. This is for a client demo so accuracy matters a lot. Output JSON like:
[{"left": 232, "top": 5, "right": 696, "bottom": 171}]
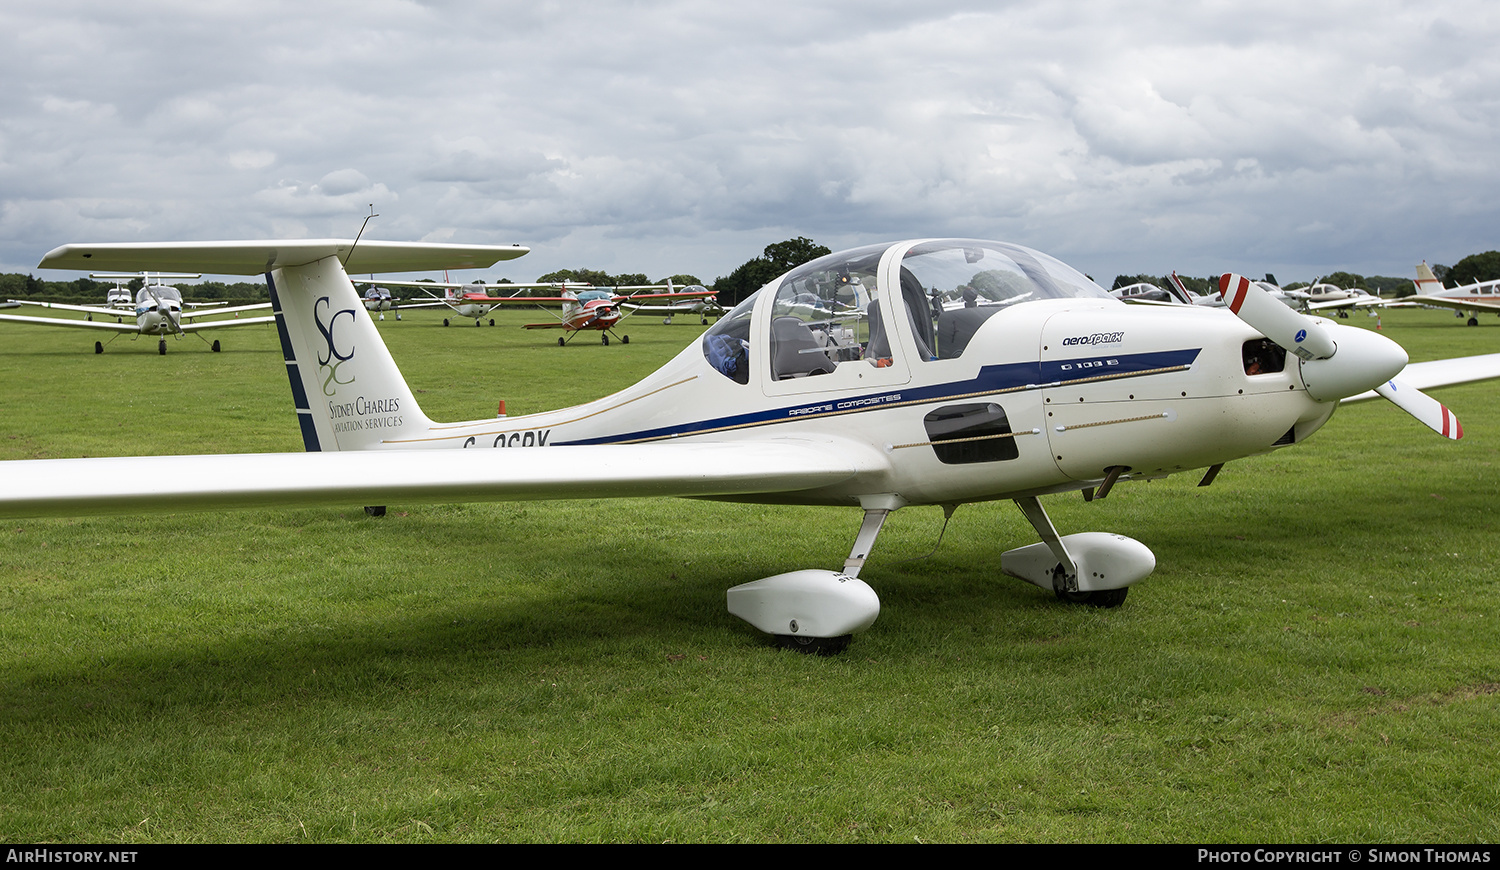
[{"left": 557, "top": 348, "right": 1201, "bottom": 446}]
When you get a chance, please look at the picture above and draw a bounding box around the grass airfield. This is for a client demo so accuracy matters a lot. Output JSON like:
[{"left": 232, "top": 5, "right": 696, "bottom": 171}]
[{"left": 0, "top": 303, "right": 1497, "bottom": 843}]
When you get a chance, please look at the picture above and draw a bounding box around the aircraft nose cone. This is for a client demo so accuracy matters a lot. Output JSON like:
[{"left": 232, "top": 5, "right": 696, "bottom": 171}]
[{"left": 1299, "top": 323, "right": 1409, "bottom": 402}]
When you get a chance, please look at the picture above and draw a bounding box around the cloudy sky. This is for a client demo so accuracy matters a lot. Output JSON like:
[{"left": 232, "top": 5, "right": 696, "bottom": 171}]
[{"left": 2, "top": 0, "right": 1497, "bottom": 287}]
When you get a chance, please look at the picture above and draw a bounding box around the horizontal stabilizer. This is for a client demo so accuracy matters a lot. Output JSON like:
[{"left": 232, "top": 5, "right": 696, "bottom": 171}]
[{"left": 39, "top": 240, "right": 529, "bottom": 276}]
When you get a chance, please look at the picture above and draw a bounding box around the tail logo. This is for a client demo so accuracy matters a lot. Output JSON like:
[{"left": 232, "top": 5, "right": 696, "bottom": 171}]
[{"left": 314, "top": 296, "right": 358, "bottom": 396}]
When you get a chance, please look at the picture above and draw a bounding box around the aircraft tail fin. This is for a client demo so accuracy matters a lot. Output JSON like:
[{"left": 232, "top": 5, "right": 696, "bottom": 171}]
[
  {"left": 267, "top": 256, "right": 435, "bottom": 452},
  {"left": 1414, "top": 261, "right": 1445, "bottom": 296},
  {"left": 1166, "top": 271, "right": 1195, "bottom": 305}
]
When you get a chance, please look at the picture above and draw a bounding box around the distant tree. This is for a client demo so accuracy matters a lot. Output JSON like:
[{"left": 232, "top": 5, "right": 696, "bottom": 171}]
[
  {"left": 712, "top": 237, "right": 831, "bottom": 306},
  {"left": 1320, "top": 271, "right": 1367, "bottom": 291},
  {"left": 1446, "top": 251, "right": 1500, "bottom": 288},
  {"left": 1364, "top": 276, "right": 1410, "bottom": 297},
  {"left": 1432, "top": 264, "right": 1452, "bottom": 284},
  {"left": 658, "top": 274, "right": 703, "bottom": 287}
]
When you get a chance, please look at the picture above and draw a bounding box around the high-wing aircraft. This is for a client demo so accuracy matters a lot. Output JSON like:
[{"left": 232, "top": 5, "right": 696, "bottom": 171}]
[
  {"left": 1407, "top": 261, "right": 1500, "bottom": 325},
  {"left": 380, "top": 279, "right": 587, "bottom": 327},
  {"left": 4, "top": 237, "right": 1499, "bottom": 655},
  {"left": 1, "top": 271, "right": 275, "bottom": 354},
  {"left": 386, "top": 278, "right": 717, "bottom": 344},
  {"left": 619, "top": 280, "right": 724, "bottom": 325}
]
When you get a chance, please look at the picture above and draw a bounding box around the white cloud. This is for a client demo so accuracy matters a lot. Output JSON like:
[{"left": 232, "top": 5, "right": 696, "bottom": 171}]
[{"left": 1, "top": 0, "right": 1498, "bottom": 283}]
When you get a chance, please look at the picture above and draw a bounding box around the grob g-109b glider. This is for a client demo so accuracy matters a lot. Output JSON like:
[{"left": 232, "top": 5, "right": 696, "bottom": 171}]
[{"left": 4, "top": 237, "right": 1498, "bottom": 654}]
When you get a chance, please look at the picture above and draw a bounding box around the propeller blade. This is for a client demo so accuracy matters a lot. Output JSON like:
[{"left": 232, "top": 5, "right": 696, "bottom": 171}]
[
  {"left": 1219, "top": 273, "right": 1336, "bottom": 360},
  {"left": 1375, "top": 378, "right": 1463, "bottom": 440}
]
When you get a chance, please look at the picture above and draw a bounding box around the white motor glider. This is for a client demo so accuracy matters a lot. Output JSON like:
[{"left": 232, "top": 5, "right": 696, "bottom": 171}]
[{"left": 4, "top": 237, "right": 1499, "bottom": 654}]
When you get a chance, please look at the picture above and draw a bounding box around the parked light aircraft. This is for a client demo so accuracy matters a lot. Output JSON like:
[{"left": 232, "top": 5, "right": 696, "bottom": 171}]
[
  {"left": 619, "top": 281, "right": 724, "bottom": 325},
  {"left": 1409, "top": 262, "right": 1500, "bottom": 325},
  {"left": 386, "top": 279, "right": 717, "bottom": 344},
  {"left": 361, "top": 284, "right": 401, "bottom": 321},
  {"left": 382, "top": 279, "right": 585, "bottom": 327},
  {"left": 1110, "top": 282, "right": 1172, "bottom": 303},
  {"left": 1, "top": 272, "right": 275, "bottom": 354},
  {"left": 4, "top": 237, "right": 1499, "bottom": 655}
]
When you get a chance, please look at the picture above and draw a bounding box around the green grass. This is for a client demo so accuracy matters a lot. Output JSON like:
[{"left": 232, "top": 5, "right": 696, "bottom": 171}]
[{"left": 0, "top": 305, "right": 1497, "bottom": 842}]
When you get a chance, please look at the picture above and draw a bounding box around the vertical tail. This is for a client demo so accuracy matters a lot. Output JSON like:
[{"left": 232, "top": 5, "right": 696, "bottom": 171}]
[
  {"left": 1414, "top": 261, "right": 1444, "bottom": 297},
  {"left": 267, "top": 256, "right": 434, "bottom": 451}
]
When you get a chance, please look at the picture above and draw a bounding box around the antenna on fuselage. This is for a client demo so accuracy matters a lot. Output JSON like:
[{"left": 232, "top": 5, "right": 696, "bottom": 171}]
[{"left": 342, "top": 204, "right": 380, "bottom": 267}]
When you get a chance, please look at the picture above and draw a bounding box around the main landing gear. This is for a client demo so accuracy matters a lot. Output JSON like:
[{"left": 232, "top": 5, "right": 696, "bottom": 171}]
[
  {"left": 726, "top": 495, "right": 1153, "bottom": 655},
  {"left": 1002, "top": 496, "right": 1152, "bottom": 608}
]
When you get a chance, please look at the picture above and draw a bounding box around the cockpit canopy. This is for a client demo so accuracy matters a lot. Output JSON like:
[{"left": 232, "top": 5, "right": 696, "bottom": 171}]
[
  {"left": 134, "top": 285, "right": 183, "bottom": 312},
  {"left": 703, "top": 239, "right": 1109, "bottom": 383}
]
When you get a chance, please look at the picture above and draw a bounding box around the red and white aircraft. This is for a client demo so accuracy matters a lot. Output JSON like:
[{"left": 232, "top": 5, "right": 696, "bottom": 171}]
[
  {"left": 388, "top": 278, "right": 716, "bottom": 344},
  {"left": 4, "top": 237, "right": 1499, "bottom": 654},
  {"left": 620, "top": 281, "right": 724, "bottom": 325},
  {"left": 387, "top": 279, "right": 590, "bottom": 328}
]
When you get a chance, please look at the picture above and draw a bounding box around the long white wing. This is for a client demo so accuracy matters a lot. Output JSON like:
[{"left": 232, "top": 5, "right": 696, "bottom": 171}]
[
  {"left": 179, "top": 315, "right": 278, "bottom": 333},
  {"left": 179, "top": 302, "right": 273, "bottom": 319},
  {"left": 5, "top": 299, "right": 128, "bottom": 317},
  {"left": 0, "top": 313, "right": 141, "bottom": 333},
  {"left": 0, "top": 441, "right": 871, "bottom": 519}
]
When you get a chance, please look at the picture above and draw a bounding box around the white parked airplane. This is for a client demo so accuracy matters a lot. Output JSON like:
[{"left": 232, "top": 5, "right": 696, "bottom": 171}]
[
  {"left": 2, "top": 272, "right": 275, "bottom": 354},
  {"left": 4, "top": 237, "right": 1498, "bottom": 654},
  {"left": 1408, "top": 261, "right": 1500, "bottom": 325}
]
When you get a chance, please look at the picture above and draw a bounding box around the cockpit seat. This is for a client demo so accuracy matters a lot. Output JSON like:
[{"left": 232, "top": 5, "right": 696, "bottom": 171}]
[
  {"left": 936, "top": 306, "right": 1001, "bottom": 359},
  {"left": 771, "top": 315, "right": 837, "bottom": 379}
]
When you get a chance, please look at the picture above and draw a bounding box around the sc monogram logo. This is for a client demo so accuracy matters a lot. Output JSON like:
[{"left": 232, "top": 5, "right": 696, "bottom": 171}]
[{"left": 314, "top": 296, "right": 358, "bottom": 396}]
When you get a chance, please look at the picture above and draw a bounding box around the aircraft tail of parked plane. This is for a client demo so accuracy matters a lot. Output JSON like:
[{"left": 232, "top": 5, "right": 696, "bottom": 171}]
[{"left": 1415, "top": 261, "right": 1445, "bottom": 296}]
